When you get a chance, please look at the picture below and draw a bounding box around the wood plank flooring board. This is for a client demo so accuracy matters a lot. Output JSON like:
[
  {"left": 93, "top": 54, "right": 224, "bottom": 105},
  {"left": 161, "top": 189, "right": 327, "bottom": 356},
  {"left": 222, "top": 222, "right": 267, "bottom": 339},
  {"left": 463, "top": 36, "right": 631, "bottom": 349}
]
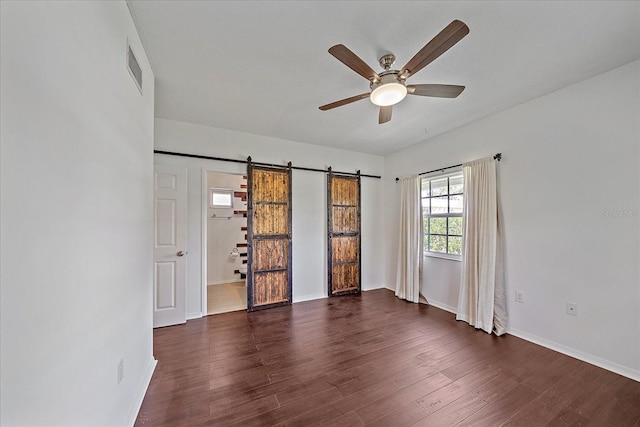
[
  {"left": 206, "top": 394, "right": 280, "bottom": 425},
  {"left": 275, "top": 375, "right": 338, "bottom": 406},
  {"left": 391, "top": 364, "right": 446, "bottom": 390},
  {"left": 544, "top": 408, "right": 591, "bottom": 426},
  {"left": 321, "top": 361, "right": 375, "bottom": 387},
  {"left": 210, "top": 376, "right": 302, "bottom": 411},
  {"left": 415, "top": 335, "right": 478, "bottom": 364},
  {"left": 320, "top": 410, "right": 364, "bottom": 427},
  {"left": 587, "top": 396, "right": 640, "bottom": 427},
  {"left": 499, "top": 373, "right": 588, "bottom": 426},
  {"left": 329, "top": 371, "right": 428, "bottom": 416},
  {"left": 365, "top": 365, "right": 500, "bottom": 427},
  {"left": 355, "top": 372, "right": 453, "bottom": 424},
  {"left": 144, "top": 376, "right": 211, "bottom": 403},
  {"left": 279, "top": 391, "right": 370, "bottom": 426},
  {"left": 468, "top": 371, "right": 521, "bottom": 405},
  {"left": 439, "top": 350, "right": 505, "bottom": 382},
  {"left": 135, "top": 289, "right": 640, "bottom": 427},
  {"left": 335, "top": 360, "right": 430, "bottom": 398},
  {"left": 207, "top": 345, "right": 260, "bottom": 363},
  {"left": 267, "top": 346, "right": 382, "bottom": 384},
  {"left": 456, "top": 383, "right": 539, "bottom": 426},
  {"left": 412, "top": 394, "right": 489, "bottom": 426},
  {"left": 208, "top": 366, "right": 271, "bottom": 394},
  {"left": 363, "top": 381, "right": 464, "bottom": 427},
  {"left": 235, "top": 386, "right": 344, "bottom": 427},
  {"left": 372, "top": 401, "right": 435, "bottom": 427}
]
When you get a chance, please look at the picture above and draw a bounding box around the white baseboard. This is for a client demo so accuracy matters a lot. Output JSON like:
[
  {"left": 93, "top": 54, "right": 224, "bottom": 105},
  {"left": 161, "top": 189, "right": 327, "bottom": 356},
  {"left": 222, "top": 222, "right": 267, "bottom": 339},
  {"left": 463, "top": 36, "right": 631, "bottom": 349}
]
[
  {"left": 293, "top": 286, "right": 388, "bottom": 304},
  {"left": 126, "top": 357, "right": 157, "bottom": 427},
  {"left": 508, "top": 327, "right": 639, "bottom": 382},
  {"left": 208, "top": 279, "right": 243, "bottom": 286},
  {"left": 426, "top": 299, "right": 457, "bottom": 314},
  {"left": 187, "top": 311, "right": 203, "bottom": 320},
  {"left": 362, "top": 283, "right": 387, "bottom": 291},
  {"left": 293, "top": 293, "right": 327, "bottom": 304}
]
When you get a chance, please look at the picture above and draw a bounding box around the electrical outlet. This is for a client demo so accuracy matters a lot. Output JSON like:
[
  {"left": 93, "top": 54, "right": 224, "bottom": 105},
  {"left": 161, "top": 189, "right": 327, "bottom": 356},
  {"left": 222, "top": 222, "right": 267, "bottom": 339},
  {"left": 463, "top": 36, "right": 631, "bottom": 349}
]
[
  {"left": 117, "top": 359, "right": 124, "bottom": 385},
  {"left": 515, "top": 291, "right": 524, "bottom": 303},
  {"left": 566, "top": 302, "right": 577, "bottom": 316}
]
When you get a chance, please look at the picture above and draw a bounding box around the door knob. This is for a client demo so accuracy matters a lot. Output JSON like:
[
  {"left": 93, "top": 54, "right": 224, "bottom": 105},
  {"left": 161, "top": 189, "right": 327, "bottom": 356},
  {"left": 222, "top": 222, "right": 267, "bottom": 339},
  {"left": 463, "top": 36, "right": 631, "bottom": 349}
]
[{"left": 176, "top": 250, "right": 186, "bottom": 257}]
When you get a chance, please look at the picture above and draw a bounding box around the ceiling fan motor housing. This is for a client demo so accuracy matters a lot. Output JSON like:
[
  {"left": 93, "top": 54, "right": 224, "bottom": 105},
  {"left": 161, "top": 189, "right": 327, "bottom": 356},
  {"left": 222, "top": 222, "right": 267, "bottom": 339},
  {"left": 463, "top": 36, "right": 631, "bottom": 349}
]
[{"left": 370, "top": 71, "right": 407, "bottom": 106}]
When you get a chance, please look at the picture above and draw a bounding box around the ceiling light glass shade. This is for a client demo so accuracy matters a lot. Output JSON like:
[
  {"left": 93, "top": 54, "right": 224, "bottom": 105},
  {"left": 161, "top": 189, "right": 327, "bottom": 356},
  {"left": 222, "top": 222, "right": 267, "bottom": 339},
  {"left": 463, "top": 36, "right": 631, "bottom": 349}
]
[{"left": 370, "top": 81, "right": 407, "bottom": 106}]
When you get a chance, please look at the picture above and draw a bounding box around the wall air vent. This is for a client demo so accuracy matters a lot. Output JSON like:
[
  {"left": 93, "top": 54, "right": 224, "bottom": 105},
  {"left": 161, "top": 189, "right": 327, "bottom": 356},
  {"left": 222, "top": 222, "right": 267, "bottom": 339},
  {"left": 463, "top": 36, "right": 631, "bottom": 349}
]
[{"left": 127, "top": 40, "right": 143, "bottom": 93}]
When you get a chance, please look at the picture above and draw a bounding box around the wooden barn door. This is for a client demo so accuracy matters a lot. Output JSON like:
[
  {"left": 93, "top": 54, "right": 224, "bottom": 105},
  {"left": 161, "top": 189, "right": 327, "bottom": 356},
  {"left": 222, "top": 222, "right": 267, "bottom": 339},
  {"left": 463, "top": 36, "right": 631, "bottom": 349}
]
[
  {"left": 328, "top": 170, "right": 361, "bottom": 296},
  {"left": 247, "top": 162, "right": 292, "bottom": 311}
]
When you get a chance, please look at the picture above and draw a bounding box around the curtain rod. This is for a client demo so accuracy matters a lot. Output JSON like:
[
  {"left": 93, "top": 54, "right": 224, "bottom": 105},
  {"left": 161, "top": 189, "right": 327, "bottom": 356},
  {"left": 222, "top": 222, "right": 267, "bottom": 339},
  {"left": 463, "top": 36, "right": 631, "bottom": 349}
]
[
  {"left": 154, "top": 150, "right": 381, "bottom": 179},
  {"left": 395, "top": 153, "right": 502, "bottom": 182}
]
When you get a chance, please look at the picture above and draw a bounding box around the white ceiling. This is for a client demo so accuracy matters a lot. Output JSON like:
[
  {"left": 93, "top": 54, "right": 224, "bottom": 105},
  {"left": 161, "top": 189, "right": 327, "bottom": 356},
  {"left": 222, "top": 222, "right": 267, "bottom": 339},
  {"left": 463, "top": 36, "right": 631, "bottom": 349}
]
[{"left": 127, "top": 1, "right": 640, "bottom": 156}]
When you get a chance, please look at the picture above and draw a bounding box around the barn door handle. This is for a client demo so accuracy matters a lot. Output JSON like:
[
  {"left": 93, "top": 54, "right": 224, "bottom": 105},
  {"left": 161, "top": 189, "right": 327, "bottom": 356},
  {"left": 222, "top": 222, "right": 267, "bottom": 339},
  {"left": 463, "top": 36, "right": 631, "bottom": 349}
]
[{"left": 176, "top": 250, "right": 187, "bottom": 257}]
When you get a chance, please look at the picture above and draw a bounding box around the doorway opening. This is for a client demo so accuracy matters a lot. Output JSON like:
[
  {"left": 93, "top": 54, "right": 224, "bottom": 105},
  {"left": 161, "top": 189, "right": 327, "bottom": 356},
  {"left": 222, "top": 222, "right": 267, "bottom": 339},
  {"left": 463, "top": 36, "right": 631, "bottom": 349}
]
[{"left": 205, "top": 171, "right": 248, "bottom": 315}]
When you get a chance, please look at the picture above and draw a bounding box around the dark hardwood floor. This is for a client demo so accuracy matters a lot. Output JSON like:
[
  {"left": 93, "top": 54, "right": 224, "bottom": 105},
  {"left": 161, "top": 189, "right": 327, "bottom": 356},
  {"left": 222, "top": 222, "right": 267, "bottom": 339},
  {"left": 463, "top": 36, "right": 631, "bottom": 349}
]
[{"left": 135, "top": 289, "right": 640, "bottom": 426}]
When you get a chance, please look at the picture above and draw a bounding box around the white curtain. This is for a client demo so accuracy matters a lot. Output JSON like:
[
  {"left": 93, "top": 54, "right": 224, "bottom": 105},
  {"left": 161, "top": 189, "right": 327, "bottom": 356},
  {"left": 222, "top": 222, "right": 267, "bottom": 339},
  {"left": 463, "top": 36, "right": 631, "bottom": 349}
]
[
  {"left": 395, "top": 176, "right": 424, "bottom": 303},
  {"left": 456, "top": 158, "right": 507, "bottom": 335}
]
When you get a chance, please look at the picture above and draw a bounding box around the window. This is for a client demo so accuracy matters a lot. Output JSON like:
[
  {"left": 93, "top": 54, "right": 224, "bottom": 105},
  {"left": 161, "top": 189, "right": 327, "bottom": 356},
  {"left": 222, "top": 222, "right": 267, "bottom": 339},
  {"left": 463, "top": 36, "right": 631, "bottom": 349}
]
[
  {"left": 210, "top": 188, "right": 233, "bottom": 208},
  {"left": 422, "top": 171, "right": 463, "bottom": 258}
]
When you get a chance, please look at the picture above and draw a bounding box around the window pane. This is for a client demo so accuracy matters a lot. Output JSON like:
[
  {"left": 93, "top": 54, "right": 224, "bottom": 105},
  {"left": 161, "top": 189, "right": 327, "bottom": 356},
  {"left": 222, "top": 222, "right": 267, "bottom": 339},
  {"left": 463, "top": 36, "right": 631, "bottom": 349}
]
[
  {"left": 421, "top": 180, "right": 430, "bottom": 198},
  {"left": 429, "top": 235, "right": 447, "bottom": 253},
  {"left": 430, "top": 196, "right": 448, "bottom": 214},
  {"left": 211, "top": 190, "right": 233, "bottom": 208},
  {"left": 429, "top": 217, "right": 447, "bottom": 235},
  {"left": 448, "top": 236, "right": 462, "bottom": 255},
  {"left": 449, "top": 175, "right": 463, "bottom": 194},
  {"left": 212, "top": 193, "right": 232, "bottom": 206},
  {"left": 422, "top": 199, "right": 430, "bottom": 215},
  {"left": 431, "top": 178, "right": 448, "bottom": 196},
  {"left": 423, "top": 172, "right": 465, "bottom": 257},
  {"left": 450, "top": 194, "right": 463, "bottom": 213},
  {"left": 449, "top": 216, "right": 462, "bottom": 235}
]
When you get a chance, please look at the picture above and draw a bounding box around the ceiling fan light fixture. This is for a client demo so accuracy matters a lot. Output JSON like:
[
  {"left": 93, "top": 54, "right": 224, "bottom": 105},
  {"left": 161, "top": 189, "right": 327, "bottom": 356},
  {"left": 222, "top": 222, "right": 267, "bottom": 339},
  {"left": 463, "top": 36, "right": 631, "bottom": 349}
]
[
  {"left": 321, "top": 20, "right": 469, "bottom": 122},
  {"left": 370, "top": 73, "right": 407, "bottom": 106}
]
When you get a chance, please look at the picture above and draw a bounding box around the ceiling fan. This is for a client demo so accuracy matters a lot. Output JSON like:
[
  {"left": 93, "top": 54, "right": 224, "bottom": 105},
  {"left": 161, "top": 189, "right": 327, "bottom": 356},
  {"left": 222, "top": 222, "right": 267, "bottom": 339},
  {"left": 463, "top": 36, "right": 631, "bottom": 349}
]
[{"left": 319, "top": 20, "right": 469, "bottom": 124}]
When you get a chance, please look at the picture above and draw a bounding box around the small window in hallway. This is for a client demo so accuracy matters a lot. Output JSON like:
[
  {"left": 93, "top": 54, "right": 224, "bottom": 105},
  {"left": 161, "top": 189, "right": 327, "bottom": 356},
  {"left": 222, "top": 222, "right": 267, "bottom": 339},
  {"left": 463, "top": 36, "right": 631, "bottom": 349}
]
[{"left": 210, "top": 188, "right": 233, "bottom": 208}]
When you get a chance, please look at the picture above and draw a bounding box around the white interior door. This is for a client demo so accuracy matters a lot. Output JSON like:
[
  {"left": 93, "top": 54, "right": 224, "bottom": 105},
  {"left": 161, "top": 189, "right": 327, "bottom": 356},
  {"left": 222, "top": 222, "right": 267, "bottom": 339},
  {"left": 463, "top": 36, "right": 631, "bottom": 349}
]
[{"left": 153, "top": 164, "right": 187, "bottom": 328}]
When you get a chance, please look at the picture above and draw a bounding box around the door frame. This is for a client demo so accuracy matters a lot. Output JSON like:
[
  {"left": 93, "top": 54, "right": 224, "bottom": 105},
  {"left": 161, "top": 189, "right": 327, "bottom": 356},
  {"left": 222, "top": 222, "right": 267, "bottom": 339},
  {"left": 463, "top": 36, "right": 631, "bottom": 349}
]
[
  {"left": 200, "top": 168, "right": 208, "bottom": 316},
  {"left": 200, "top": 165, "right": 248, "bottom": 316}
]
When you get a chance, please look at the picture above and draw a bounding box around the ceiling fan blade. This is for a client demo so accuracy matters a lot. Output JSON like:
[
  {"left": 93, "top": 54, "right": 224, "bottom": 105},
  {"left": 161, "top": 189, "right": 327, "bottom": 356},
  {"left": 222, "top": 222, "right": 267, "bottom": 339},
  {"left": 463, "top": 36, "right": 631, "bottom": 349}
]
[
  {"left": 400, "top": 20, "right": 469, "bottom": 79},
  {"left": 328, "top": 44, "right": 380, "bottom": 82},
  {"left": 407, "top": 84, "right": 465, "bottom": 98},
  {"left": 319, "top": 93, "right": 370, "bottom": 111},
  {"left": 379, "top": 106, "right": 392, "bottom": 124}
]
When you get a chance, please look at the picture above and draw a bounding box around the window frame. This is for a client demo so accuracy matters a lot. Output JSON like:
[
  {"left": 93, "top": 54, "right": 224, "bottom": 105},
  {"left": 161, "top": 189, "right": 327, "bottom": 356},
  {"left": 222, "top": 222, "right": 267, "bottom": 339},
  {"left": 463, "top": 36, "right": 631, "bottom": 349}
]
[
  {"left": 421, "top": 169, "right": 464, "bottom": 261},
  {"left": 209, "top": 188, "right": 234, "bottom": 209}
]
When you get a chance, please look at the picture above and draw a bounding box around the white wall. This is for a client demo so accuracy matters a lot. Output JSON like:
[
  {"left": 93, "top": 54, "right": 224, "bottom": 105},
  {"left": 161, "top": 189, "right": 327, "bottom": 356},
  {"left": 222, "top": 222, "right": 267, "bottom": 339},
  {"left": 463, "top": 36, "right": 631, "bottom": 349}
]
[
  {"left": 154, "top": 118, "right": 385, "bottom": 318},
  {"left": 207, "top": 172, "right": 246, "bottom": 285},
  {"left": 384, "top": 60, "right": 640, "bottom": 380},
  {"left": 0, "top": 2, "right": 155, "bottom": 425}
]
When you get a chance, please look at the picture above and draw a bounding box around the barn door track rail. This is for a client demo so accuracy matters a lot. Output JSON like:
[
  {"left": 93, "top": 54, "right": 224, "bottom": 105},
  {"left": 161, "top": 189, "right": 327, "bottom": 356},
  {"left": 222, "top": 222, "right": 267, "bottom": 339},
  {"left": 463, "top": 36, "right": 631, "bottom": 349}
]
[{"left": 154, "top": 150, "right": 381, "bottom": 179}]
